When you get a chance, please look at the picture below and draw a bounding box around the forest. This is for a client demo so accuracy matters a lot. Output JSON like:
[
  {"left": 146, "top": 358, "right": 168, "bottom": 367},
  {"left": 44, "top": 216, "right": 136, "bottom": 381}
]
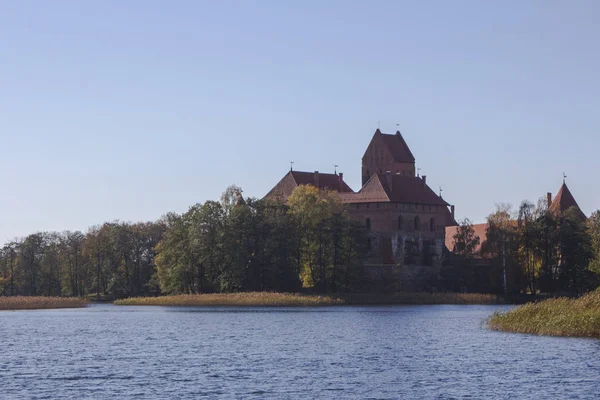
[
  {"left": 0, "top": 185, "right": 368, "bottom": 298},
  {"left": 451, "top": 200, "right": 600, "bottom": 294},
  {"left": 2, "top": 183, "right": 600, "bottom": 299}
]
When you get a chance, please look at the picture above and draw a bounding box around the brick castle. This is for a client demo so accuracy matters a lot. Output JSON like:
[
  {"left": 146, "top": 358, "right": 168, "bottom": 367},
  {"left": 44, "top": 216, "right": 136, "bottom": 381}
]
[{"left": 266, "top": 129, "right": 458, "bottom": 267}]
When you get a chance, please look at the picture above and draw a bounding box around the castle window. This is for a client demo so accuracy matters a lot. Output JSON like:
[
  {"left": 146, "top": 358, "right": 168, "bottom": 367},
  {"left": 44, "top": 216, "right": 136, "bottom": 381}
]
[
  {"left": 356, "top": 204, "right": 360, "bottom": 209},
  {"left": 366, "top": 218, "right": 371, "bottom": 231},
  {"left": 376, "top": 203, "right": 379, "bottom": 208},
  {"left": 397, "top": 215, "right": 403, "bottom": 230},
  {"left": 414, "top": 216, "right": 420, "bottom": 231},
  {"left": 430, "top": 218, "right": 435, "bottom": 232}
]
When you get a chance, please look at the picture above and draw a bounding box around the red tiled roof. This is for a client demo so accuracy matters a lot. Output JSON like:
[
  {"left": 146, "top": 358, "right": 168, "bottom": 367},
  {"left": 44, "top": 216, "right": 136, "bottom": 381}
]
[
  {"left": 341, "top": 174, "right": 456, "bottom": 224},
  {"left": 382, "top": 174, "right": 449, "bottom": 206},
  {"left": 380, "top": 131, "right": 415, "bottom": 163},
  {"left": 441, "top": 205, "right": 459, "bottom": 227},
  {"left": 290, "top": 171, "right": 354, "bottom": 193},
  {"left": 549, "top": 183, "right": 586, "bottom": 220}
]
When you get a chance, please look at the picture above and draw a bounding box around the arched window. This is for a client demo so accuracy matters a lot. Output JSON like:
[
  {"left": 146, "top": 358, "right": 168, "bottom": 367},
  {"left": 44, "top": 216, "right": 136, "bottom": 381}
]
[
  {"left": 397, "top": 215, "right": 403, "bottom": 230},
  {"left": 414, "top": 216, "right": 420, "bottom": 231},
  {"left": 430, "top": 218, "right": 435, "bottom": 232},
  {"left": 366, "top": 218, "right": 371, "bottom": 231}
]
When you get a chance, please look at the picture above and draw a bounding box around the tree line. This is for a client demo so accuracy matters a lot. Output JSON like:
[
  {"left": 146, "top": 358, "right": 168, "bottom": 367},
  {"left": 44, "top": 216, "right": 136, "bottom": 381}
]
[
  {"left": 452, "top": 199, "right": 600, "bottom": 294},
  {"left": 0, "top": 185, "right": 368, "bottom": 298}
]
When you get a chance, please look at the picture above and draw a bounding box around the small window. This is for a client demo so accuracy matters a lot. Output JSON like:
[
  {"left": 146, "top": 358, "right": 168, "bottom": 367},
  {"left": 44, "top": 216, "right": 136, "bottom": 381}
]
[
  {"left": 430, "top": 218, "right": 435, "bottom": 232},
  {"left": 397, "top": 215, "right": 403, "bottom": 230},
  {"left": 414, "top": 216, "right": 420, "bottom": 231},
  {"left": 366, "top": 218, "right": 371, "bottom": 230},
  {"left": 376, "top": 203, "right": 379, "bottom": 208},
  {"left": 366, "top": 203, "right": 370, "bottom": 209}
]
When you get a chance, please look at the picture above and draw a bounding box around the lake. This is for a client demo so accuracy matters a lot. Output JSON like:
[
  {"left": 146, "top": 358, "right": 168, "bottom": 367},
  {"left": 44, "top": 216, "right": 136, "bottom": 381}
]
[{"left": 1, "top": 304, "right": 599, "bottom": 399}]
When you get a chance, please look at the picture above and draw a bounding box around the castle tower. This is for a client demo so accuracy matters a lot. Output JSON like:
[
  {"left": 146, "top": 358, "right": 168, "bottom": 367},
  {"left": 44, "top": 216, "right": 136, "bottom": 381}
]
[
  {"left": 548, "top": 182, "right": 586, "bottom": 220},
  {"left": 361, "top": 129, "right": 416, "bottom": 185}
]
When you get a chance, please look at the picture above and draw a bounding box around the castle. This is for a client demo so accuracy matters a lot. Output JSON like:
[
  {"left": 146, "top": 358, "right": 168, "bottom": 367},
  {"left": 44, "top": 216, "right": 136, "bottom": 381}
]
[{"left": 266, "top": 129, "right": 458, "bottom": 267}]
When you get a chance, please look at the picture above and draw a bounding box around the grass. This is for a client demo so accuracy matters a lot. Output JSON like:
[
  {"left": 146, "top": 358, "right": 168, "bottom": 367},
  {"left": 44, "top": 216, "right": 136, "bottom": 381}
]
[
  {"left": 489, "top": 290, "right": 600, "bottom": 338},
  {"left": 114, "top": 291, "right": 503, "bottom": 307},
  {"left": 0, "top": 296, "right": 89, "bottom": 310}
]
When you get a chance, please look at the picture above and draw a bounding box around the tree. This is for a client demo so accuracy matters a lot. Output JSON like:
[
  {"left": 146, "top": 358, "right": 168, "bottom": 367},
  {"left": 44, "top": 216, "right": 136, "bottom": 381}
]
[
  {"left": 452, "top": 218, "right": 480, "bottom": 259},
  {"left": 589, "top": 210, "right": 600, "bottom": 275},
  {"left": 556, "top": 207, "right": 592, "bottom": 293},
  {"left": 517, "top": 200, "right": 540, "bottom": 294},
  {"left": 482, "top": 203, "right": 519, "bottom": 294}
]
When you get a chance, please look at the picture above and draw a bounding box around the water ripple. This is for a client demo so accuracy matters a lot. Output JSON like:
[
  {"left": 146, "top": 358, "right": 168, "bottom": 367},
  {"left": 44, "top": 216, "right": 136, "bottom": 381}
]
[{"left": 0, "top": 304, "right": 599, "bottom": 399}]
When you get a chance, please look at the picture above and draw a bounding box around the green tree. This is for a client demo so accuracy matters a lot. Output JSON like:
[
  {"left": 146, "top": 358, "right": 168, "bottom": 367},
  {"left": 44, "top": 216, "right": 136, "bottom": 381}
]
[
  {"left": 589, "top": 210, "right": 600, "bottom": 275},
  {"left": 517, "top": 201, "right": 540, "bottom": 294},
  {"left": 452, "top": 218, "right": 481, "bottom": 259},
  {"left": 557, "top": 207, "right": 592, "bottom": 293},
  {"left": 482, "top": 204, "right": 520, "bottom": 294}
]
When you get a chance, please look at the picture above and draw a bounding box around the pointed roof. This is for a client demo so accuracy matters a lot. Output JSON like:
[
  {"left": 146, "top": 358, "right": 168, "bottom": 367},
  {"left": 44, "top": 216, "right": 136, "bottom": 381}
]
[
  {"left": 362, "top": 129, "right": 415, "bottom": 164},
  {"left": 549, "top": 183, "right": 586, "bottom": 220},
  {"left": 384, "top": 131, "right": 415, "bottom": 163}
]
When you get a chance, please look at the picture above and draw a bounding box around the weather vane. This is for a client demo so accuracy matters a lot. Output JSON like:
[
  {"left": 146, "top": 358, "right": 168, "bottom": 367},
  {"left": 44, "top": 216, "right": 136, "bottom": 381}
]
[
  {"left": 290, "top": 161, "right": 294, "bottom": 171},
  {"left": 334, "top": 164, "right": 338, "bottom": 174},
  {"left": 563, "top": 172, "right": 567, "bottom": 183},
  {"left": 439, "top": 186, "right": 443, "bottom": 197},
  {"left": 396, "top": 123, "right": 400, "bottom": 132},
  {"left": 417, "top": 167, "right": 421, "bottom": 177}
]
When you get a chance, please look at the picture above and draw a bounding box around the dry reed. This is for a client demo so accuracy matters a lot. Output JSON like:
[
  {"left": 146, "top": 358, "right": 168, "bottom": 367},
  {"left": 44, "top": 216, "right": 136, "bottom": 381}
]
[
  {"left": 115, "top": 292, "right": 503, "bottom": 307},
  {"left": 489, "top": 290, "right": 600, "bottom": 338},
  {"left": 0, "top": 296, "right": 89, "bottom": 310}
]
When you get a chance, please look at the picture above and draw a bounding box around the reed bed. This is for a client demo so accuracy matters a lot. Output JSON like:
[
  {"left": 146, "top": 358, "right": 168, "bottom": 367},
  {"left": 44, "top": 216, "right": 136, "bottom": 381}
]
[
  {"left": 0, "top": 296, "right": 89, "bottom": 310},
  {"left": 341, "top": 292, "right": 503, "bottom": 305},
  {"left": 115, "top": 292, "right": 343, "bottom": 306},
  {"left": 115, "top": 292, "right": 503, "bottom": 307},
  {"left": 489, "top": 290, "right": 600, "bottom": 338}
]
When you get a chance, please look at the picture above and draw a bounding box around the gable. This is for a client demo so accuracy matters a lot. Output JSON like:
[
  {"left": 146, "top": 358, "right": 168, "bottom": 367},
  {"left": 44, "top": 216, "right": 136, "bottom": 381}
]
[
  {"left": 264, "top": 172, "right": 298, "bottom": 201},
  {"left": 362, "top": 129, "right": 415, "bottom": 164},
  {"left": 339, "top": 174, "right": 390, "bottom": 203},
  {"left": 362, "top": 130, "right": 394, "bottom": 165}
]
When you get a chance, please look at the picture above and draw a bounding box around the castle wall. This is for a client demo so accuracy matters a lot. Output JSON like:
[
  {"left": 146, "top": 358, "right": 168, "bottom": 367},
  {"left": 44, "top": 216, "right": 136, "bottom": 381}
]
[{"left": 345, "top": 202, "right": 447, "bottom": 266}]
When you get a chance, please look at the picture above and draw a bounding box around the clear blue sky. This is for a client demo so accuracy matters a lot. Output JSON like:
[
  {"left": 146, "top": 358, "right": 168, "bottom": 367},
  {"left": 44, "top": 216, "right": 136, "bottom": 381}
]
[{"left": 1, "top": 0, "right": 599, "bottom": 243}]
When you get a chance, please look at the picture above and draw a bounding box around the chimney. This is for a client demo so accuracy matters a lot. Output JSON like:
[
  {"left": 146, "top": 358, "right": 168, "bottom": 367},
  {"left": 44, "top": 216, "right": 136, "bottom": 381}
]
[
  {"left": 385, "top": 170, "right": 392, "bottom": 191},
  {"left": 314, "top": 171, "right": 319, "bottom": 188},
  {"left": 451, "top": 205, "right": 455, "bottom": 219},
  {"left": 338, "top": 173, "right": 344, "bottom": 191},
  {"left": 422, "top": 175, "right": 427, "bottom": 187},
  {"left": 547, "top": 192, "right": 552, "bottom": 208}
]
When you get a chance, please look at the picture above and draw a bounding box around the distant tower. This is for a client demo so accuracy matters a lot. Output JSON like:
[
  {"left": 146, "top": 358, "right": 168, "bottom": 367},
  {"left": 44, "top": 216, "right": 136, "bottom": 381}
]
[{"left": 361, "top": 128, "right": 416, "bottom": 185}]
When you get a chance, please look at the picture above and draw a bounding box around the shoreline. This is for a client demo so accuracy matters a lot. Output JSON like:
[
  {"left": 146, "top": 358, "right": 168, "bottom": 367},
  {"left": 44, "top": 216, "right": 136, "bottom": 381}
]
[
  {"left": 0, "top": 296, "right": 89, "bottom": 310},
  {"left": 114, "top": 292, "right": 505, "bottom": 307},
  {"left": 488, "top": 290, "right": 600, "bottom": 338}
]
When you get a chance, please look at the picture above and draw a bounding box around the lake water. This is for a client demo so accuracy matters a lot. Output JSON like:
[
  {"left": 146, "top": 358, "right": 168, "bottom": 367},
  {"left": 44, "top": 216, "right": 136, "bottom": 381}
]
[{"left": 1, "top": 304, "right": 599, "bottom": 399}]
